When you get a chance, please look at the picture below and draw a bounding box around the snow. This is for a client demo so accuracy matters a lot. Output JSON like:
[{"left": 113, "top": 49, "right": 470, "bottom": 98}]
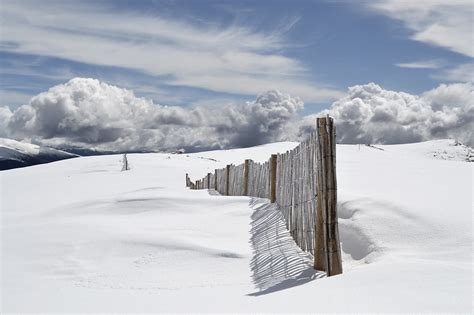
[
  {"left": 0, "top": 138, "right": 41, "bottom": 155},
  {"left": 1, "top": 140, "right": 472, "bottom": 312},
  {"left": 0, "top": 137, "right": 77, "bottom": 162}
]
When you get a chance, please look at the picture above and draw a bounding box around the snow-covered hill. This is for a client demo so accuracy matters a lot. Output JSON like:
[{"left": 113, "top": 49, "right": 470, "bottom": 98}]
[
  {"left": 1, "top": 139, "right": 471, "bottom": 312},
  {"left": 0, "top": 138, "right": 78, "bottom": 170}
]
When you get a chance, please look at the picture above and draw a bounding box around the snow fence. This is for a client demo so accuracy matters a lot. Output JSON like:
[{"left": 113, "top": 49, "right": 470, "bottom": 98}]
[{"left": 186, "top": 116, "right": 342, "bottom": 276}]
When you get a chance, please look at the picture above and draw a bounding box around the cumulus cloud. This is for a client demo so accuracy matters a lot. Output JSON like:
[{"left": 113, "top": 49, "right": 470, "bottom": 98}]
[
  {"left": 299, "top": 82, "right": 473, "bottom": 146},
  {"left": 2, "top": 78, "right": 473, "bottom": 152},
  {"left": 3, "top": 78, "right": 303, "bottom": 152}
]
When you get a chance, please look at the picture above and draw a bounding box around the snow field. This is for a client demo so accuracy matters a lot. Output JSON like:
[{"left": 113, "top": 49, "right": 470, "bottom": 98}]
[{"left": 1, "top": 139, "right": 472, "bottom": 312}]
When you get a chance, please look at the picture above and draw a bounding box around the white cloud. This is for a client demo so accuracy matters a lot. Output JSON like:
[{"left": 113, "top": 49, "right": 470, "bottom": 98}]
[
  {"left": 434, "top": 63, "right": 474, "bottom": 83},
  {"left": 395, "top": 59, "right": 444, "bottom": 69},
  {"left": 421, "top": 82, "right": 473, "bottom": 111},
  {"left": 0, "top": 1, "right": 342, "bottom": 103},
  {"left": 170, "top": 72, "right": 344, "bottom": 103},
  {"left": 369, "top": 0, "right": 474, "bottom": 58},
  {"left": 395, "top": 59, "right": 473, "bottom": 84},
  {"left": 299, "top": 82, "right": 474, "bottom": 146},
  {"left": 4, "top": 78, "right": 472, "bottom": 152},
  {"left": 3, "top": 78, "right": 304, "bottom": 152}
]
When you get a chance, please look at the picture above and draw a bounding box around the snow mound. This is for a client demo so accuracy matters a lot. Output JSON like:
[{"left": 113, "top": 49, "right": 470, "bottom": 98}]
[{"left": 378, "top": 139, "right": 473, "bottom": 162}]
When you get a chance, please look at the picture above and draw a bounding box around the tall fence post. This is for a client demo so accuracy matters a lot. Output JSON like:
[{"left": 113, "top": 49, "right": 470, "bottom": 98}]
[
  {"left": 243, "top": 159, "right": 250, "bottom": 196},
  {"left": 315, "top": 116, "right": 342, "bottom": 276},
  {"left": 225, "top": 164, "right": 230, "bottom": 196},
  {"left": 270, "top": 154, "right": 277, "bottom": 203},
  {"left": 207, "top": 173, "right": 211, "bottom": 189}
]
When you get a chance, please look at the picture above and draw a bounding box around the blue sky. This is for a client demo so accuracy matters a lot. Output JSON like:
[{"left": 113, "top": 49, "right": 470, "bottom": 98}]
[{"left": 1, "top": 0, "right": 472, "bottom": 115}]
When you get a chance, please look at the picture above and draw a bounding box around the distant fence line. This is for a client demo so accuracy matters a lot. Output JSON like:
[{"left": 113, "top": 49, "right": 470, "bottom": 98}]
[{"left": 186, "top": 116, "right": 342, "bottom": 276}]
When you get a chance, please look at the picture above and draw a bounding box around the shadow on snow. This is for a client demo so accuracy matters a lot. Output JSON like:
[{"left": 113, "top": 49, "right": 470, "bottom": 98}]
[{"left": 247, "top": 197, "right": 325, "bottom": 296}]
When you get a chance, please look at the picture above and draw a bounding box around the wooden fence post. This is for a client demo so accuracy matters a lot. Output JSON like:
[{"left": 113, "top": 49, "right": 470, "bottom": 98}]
[
  {"left": 270, "top": 154, "right": 277, "bottom": 203},
  {"left": 315, "top": 116, "right": 342, "bottom": 276},
  {"left": 226, "top": 165, "right": 230, "bottom": 196},
  {"left": 243, "top": 159, "right": 250, "bottom": 196},
  {"left": 207, "top": 173, "right": 211, "bottom": 189}
]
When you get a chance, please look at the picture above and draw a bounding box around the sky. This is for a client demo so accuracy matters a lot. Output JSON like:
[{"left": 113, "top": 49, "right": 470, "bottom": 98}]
[{"left": 0, "top": 0, "right": 472, "bottom": 151}]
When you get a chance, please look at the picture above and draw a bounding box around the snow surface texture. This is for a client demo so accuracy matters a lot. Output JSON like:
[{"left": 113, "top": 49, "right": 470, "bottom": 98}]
[{"left": 1, "top": 139, "right": 472, "bottom": 312}]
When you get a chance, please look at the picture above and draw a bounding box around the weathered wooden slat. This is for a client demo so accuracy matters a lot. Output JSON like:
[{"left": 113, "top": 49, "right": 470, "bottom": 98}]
[
  {"left": 270, "top": 154, "right": 277, "bottom": 203},
  {"left": 225, "top": 164, "right": 230, "bottom": 196},
  {"left": 243, "top": 159, "right": 250, "bottom": 196},
  {"left": 315, "top": 119, "right": 326, "bottom": 271}
]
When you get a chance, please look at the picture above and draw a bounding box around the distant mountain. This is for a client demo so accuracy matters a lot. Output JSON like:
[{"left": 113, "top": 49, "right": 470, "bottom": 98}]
[
  {"left": 53, "top": 145, "right": 154, "bottom": 156},
  {"left": 0, "top": 138, "right": 79, "bottom": 171}
]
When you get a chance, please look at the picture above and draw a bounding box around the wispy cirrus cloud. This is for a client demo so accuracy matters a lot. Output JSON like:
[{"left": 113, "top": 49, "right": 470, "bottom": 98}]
[
  {"left": 434, "top": 63, "right": 474, "bottom": 83},
  {"left": 395, "top": 59, "right": 444, "bottom": 69},
  {"left": 370, "top": 1, "right": 473, "bottom": 85},
  {"left": 368, "top": 0, "right": 474, "bottom": 58},
  {"left": 0, "top": 1, "right": 342, "bottom": 103},
  {"left": 395, "top": 59, "right": 473, "bottom": 83}
]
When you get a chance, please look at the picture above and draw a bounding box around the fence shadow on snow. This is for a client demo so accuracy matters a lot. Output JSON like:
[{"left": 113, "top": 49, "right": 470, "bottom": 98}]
[{"left": 247, "top": 197, "right": 325, "bottom": 296}]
